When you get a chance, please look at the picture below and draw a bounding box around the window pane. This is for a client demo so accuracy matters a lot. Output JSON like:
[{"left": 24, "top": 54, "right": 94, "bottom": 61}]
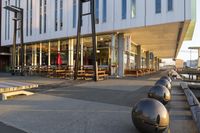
[
  {"left": 155, "top": 0, "right": 161, "bottom": 14},
  {"left": 39, "top": 0, "right": 42, "bottom": 34},
  {"left": 44, "top": 0, "right": 47, "bottom": 33},
  {"left": 60, "top": 0, "right": 63, "bottom": 30},
  {"left": 73, "top": 0, "right": 76, "bottom": 28},
  {"left": 26, "top": 0, "right": 29, "bottom": 36},
  {"left": 168, "top": 0, "right": 173, "bottom": 11},
  {"left": 102, "top": 0, "right": 107, "bottom": 22},
  {"left": 95, "top": 0, "right": 99, "bottom": 24},
  {"left": 131, "top": 0, "right": 136, "bottom": 18},
  {"left": 55, "top": 0, "right": 58, "bottom": 31},
  {"left": 122, "top": 0, "right": 127, "bottom": 19}
]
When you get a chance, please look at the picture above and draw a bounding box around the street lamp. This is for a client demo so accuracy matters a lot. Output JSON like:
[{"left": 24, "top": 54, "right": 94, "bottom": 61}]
[{"left": 4, "top": 5, "right": 24, "bottom": 76}]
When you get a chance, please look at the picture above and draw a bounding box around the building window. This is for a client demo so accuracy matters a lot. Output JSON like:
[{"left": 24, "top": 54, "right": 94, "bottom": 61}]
[
  {"left": 18, "top": 0, "right": 21, "bottom": 7},
  {"left": 102, "top": 0, "right": 107, "bottom": 23},
  {"left": 5, "top": 1, "right": 7, "bottom": 40},
  {"left": 8, "top": 0, "right": 10, "bottom": 40},
  {"left": 55, "top": 0, "right": 58, "bottom": 31},
  {"left": 15, "top": 0, "right": 17, "bottom": 6},
  {"left": 122, "top": 0, "right": 127, "bottom": 19},
  {"left": 26, "top": 0, "right": 29, "bottom": 36},
  {"left": 95, "top": 0, "right": 99, "bottom": 24},
  {"left": 168, "top": 0, "right": 173, "bottom": 11},
  {"left": 73, "top": 0, "right": 76, "bottom": 28},
  {"left": 30, "top": 0, "right": 32, "bottom": 35},
  {"left": 131, "top": 0, "right": 136, "bottom": 18},
  {"left": 44, "top": 0, "right": 47, "bottom": 33},
  {"left": 60, "top": 0, "right": 63, "bottom": 30},
  {"left": 155, "top": 0, "right": 161, "bottom": 14},
  {"left": 39, "top": 0, "right": 42, "bottom": 34}
]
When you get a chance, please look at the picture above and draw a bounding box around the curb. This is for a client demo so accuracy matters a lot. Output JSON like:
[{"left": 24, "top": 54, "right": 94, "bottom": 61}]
[{"left": 180, "top": 82, "right": 200, "bottom": 132}]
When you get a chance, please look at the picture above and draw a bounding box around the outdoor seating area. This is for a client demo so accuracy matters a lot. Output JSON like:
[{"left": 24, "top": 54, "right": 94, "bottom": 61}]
[
  {"left": 125, "top": 68, "right": 156, "bottom": 77},
  {"left": 12, "top": 65, "right": 109, "bottom": 81}
]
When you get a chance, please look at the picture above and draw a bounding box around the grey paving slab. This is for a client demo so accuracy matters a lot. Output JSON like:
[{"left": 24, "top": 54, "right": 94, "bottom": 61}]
[
  {"left": 0, "top": 121, "right": 27, "bottom": 133},
  {"left": 0, "top": 94, "right": 139, "bottom": 133}
]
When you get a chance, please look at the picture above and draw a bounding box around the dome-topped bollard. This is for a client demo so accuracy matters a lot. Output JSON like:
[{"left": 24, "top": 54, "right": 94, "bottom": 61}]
[
  {"left": 132, "top": 98, "right": 169, "bottom": 133},
  {"left": 160, "top": 76, "right": 172, "bottom": 83},
  {"left": 155, "top": 79, "right": 171, "bottom": 90},
  {"left": 148, "top": 85, "right": 171, "bottom": 105}
]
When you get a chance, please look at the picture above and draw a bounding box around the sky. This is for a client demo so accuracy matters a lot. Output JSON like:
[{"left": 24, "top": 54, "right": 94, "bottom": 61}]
[{"left": 177, "top": 0, "right": 200, "bottom": 61}]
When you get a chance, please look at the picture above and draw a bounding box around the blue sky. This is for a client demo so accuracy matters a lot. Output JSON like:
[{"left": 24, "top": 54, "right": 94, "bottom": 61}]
[{"left": 177, "top": 1, "right": 200, "bottom": 61}]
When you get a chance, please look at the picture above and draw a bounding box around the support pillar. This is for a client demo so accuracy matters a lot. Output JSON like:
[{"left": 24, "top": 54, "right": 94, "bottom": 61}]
[
  {"left": 155, "top": 57, "right": 158, "bottom": 71},
  {"left": 17, "top": 47, "right": 20, "bottom": 67},
  {"left": 34, "top": 45, "right": 37, "bottom": 66},
  {"left": 111, "top": 34, "right": 116, "bottom": 76},
  {"left": 125, "top": 35, "right": 131, "bottom": 69},
  {"left": 24, "top": 45, "right": 26, "bottom": 66},
  {"left": 146, "top": 51, "right": 150, "bottom": 69},
  {"left": 118, "top": 33, "right": 125, "bottom": 77},
  {"left": 198, "top": 48, "right": 200, "bottom": 69},
  {"left": 136, "top": 45, "right": 141, "bottom": 69},
  {"left": 39, "top": 43, "right": 42, "bottom": 66},
  {"left": 48, "top": 42, "right": 51, "bottom": 67},
  {"left": 81, "top": 38, "right": 84, "bottom": 69},
  {"left": 68, "top": 39, "right": 74, "bottom": 70}
]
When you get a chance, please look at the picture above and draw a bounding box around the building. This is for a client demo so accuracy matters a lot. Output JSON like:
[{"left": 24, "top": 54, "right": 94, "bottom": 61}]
[
  {"left": 0, "top": 0, "right": 10, "bottom": 72},
  {"left": 1, "top": 0, "right": 196, "bottom": 76},
  {"left": 175, "top": 59, "right": 184, "bottom": 69},
  {"left": 186, "top": 60, "right": 198, "bottom": 68}
]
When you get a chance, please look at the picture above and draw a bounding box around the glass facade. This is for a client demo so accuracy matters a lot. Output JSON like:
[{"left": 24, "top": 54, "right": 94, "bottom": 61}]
[
  {"left": 122, "top": 0, "right": 127, "bottom": 19},
  {"left": 155, "top": 0, "right": 161, "bottom": 14}
]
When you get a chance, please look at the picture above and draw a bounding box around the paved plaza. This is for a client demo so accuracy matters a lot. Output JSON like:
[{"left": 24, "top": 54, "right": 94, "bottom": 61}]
[{"left": 0, "top": 72, "right": 198, "bottom": 133}]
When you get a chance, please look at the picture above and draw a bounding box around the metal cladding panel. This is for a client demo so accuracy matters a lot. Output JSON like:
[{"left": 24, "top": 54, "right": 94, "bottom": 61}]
[{"left": 0, "top": 0, "right": 195, "bottom": 46}]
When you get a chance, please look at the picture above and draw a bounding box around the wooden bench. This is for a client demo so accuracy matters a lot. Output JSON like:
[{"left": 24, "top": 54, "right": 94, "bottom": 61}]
[{"left": 125, "top": 69, "right": 144, "bottom": 77}]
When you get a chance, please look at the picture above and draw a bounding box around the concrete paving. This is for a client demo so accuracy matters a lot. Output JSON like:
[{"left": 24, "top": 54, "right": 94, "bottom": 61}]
[{"left": 0, "top": 71, "right": 198, "bottom": 133}]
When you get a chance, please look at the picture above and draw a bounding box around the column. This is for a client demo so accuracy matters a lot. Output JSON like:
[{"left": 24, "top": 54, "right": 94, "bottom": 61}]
[
  {"left": 58, "top": 40, "right": 61, "bottom": 67},
  {"left": 198, "top": 48, "right": 200, "bottom": 69},
  {"left": 151, "top": 53, "right": 155, "bottom": 69},
  {"left": 17, "top": 47, "right": 20, "bottom": 67},
  {"left": 155, "top": 57, "right": 158, "bottom": 71},
  {"left": 136, "top": 45, "right": 141, "bottom": 69},
  {"left": 58, "top": 40, "right": 61, "bottom": 53},
  {"left": 24, "top": 45, "right": 26, "bottom": 66},
  {"left": 146, "top": 51, "right": 150, "bottom": 69},
  {"left": 68, "top": 39, "right": 74, "bottom": 70},
  {"left": 111, "top": 34, "right": 116, "bottom": 76},
  {"left": 118, "top": 33, "right": 125, "bottom": 77},
  {"left": 34, "top": 45, "right": 37, "bottom": 66},
  {"left": 39, "top": 43, "right": 42, "bottom": 66},
  {"left": 81, "top": 38, "right": 84, "bottom": 69},
  {"left": 48, "top": 42, "right": 51, "bottom": 67},
  {"left": 125, "top": 35, "right": 131, "bottom": 69}
]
